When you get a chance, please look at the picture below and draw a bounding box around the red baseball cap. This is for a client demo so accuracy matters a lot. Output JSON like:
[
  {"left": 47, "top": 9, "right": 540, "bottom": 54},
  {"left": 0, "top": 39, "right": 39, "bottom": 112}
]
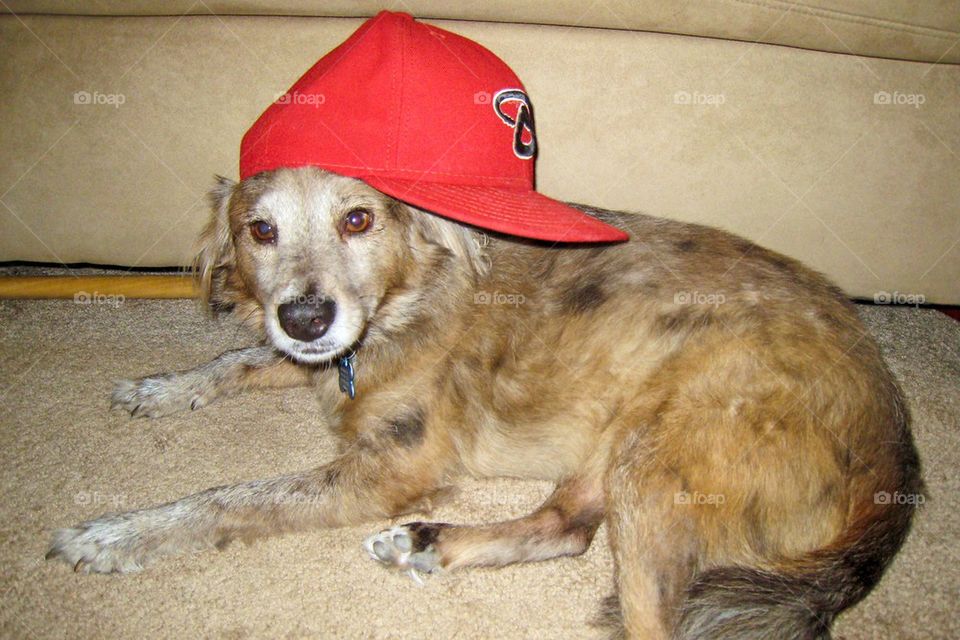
[{"left": 240, "top": 11, "right": 628, "bottom": 243}]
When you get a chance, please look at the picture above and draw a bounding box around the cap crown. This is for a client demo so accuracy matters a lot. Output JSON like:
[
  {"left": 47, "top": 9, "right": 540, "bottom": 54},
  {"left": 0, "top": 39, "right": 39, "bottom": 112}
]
[{"left": 241, "top": 11, "right": 534, "bottom": 187}]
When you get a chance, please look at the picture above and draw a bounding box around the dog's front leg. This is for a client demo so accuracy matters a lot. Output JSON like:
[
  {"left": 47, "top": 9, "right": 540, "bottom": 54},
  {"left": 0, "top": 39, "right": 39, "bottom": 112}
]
[
  {"left": 111, "top": 345, "right": 312, "bottom": 418},
  {"left": 47, "top": 439, "right": 453, "bottom": 574}
]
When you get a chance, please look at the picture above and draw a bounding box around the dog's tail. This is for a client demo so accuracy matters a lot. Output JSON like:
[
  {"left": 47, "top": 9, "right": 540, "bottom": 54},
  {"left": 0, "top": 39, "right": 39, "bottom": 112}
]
[
  {"left": 675, "top": 480, "right": 920, "bottom": 640},
  {"left": 675, "top": 399, "right": 923, "bottom": 640},
  {"left": 596, "top": 487, "right": 920, "bottom": 640}
]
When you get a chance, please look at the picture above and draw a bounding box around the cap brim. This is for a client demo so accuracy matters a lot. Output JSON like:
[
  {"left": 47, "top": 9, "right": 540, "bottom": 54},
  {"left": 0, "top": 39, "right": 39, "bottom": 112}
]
[{"left": 359, "top": 176, "right": 629, "bottom": 243}]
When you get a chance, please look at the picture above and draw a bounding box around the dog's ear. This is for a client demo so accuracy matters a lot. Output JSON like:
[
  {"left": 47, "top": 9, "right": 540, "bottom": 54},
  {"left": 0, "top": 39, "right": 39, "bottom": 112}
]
[
  {"left": 405, "top": 203, "right": 490, "bottom": 278},
  {"left": 193, "top": 175, "right": 238, "bottom": 314}
]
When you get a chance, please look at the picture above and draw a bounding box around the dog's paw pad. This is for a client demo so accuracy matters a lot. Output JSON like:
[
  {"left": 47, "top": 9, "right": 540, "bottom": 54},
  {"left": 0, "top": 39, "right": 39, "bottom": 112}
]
[{"left": 362, "top": 525, "right": 442, "bottom": 584}]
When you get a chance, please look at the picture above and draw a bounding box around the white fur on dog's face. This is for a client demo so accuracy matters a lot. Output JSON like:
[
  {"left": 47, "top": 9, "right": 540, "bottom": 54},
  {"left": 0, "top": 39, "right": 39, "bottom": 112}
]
[
  {"left": 229, "top": 168, "right": 407, "bottom": 364},
  {"left": 197, "top": 167, "right": 486, "bottom": 365}
]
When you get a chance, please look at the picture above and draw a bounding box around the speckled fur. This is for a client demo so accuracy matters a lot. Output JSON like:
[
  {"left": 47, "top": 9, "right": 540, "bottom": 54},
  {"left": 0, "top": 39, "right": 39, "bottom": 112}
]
[{"left": 48, "top": 168, "right": 921, "bottom": 639}]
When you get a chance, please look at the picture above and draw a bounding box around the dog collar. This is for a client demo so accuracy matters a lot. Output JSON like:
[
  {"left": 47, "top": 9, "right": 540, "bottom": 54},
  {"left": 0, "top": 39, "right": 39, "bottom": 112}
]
[{"left": 338, "top": 352, "right": 356, "bottom": 399}]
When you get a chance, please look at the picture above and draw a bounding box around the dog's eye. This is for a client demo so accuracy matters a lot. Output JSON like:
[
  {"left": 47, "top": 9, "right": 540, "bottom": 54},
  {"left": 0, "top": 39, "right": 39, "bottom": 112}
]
[
  {"left": 250, "top": 220, "right": 276, "bottom": 244},
  {"left": 344, "top": 209, "right": 373, "bottom": 234}
]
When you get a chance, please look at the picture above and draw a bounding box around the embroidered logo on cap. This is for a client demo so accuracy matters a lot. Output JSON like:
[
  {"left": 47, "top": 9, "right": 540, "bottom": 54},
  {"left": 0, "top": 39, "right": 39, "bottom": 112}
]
[{"left": 493, "top": 89, "right": 537, "bottom": 160}]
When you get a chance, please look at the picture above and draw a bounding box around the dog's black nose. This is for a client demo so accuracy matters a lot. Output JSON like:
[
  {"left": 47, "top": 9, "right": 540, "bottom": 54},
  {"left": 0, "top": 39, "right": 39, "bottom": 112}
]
[{"left": 278, "top": 297, "right": 336, "bottom": 342}]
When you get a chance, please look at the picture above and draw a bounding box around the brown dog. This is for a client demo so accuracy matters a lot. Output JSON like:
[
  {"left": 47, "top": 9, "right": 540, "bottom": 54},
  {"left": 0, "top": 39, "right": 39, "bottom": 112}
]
[{"left": 47, "top": 167, "right": 921, "bottom": 639}]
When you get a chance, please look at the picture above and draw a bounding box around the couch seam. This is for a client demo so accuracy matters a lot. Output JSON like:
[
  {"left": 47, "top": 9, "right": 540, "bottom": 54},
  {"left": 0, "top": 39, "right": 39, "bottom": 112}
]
[
  {"left": 6, "top": 8, "right": 957, "bottom": 39},
  {"left": 722, "top": 0, "right": 959, "bottom": 40}
]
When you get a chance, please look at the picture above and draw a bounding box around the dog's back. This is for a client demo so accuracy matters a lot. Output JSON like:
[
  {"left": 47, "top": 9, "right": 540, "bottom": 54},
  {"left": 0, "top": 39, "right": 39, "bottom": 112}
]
[{"left": 457, "top": 210, "right": 921, "bottom": 638}]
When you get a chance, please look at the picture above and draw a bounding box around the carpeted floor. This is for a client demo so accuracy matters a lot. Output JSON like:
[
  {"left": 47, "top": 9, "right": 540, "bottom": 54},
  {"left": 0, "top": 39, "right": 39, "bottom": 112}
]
[{"left": 0, "top": 300, "right": 956, "bottom": 639}]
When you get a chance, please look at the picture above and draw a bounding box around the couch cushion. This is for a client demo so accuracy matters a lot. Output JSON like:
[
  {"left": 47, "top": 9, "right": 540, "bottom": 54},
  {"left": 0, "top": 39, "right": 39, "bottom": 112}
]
[{"left": 3, "top": 0, "right": 959, "bottom": 64}]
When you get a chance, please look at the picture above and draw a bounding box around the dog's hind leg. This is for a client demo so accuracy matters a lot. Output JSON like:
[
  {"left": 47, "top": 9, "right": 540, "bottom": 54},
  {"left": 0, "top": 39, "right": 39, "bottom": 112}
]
[
  {"left": 364, "top": 414, "right": 630, "bottom": 577},
  {"left": 363, "top": 405, "right": 635, "bottom": 578},
  {"left": 365, "top": 473, "right": 605, "bottom": 576},
  {"left": 111, "top": 345, "right": 313, "bottom": 418},
  {"left": 600, "top": 428, "right": 700, "bottom": 640}
]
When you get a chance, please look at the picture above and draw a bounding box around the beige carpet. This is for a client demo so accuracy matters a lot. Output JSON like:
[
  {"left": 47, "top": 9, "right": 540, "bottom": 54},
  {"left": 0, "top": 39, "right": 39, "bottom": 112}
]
[{"left": 0, "top": 300, "right": 956, "bottom": 639}]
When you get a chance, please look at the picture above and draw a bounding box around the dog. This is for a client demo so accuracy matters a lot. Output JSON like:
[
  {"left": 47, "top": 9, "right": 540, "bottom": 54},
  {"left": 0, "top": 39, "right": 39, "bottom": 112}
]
[{"left": 47, "top": 166, "right": 922, "bottom": 639}]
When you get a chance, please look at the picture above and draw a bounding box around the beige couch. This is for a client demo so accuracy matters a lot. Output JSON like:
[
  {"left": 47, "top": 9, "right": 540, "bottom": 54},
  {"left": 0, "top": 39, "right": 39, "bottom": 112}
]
[{"left": 2, "top": 1, "right": 958, "bottom": 302}]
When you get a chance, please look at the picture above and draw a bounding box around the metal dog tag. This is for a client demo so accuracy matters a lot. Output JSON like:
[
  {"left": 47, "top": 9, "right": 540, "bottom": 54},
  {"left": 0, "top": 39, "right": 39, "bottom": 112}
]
[{"left": 338, "top": 352, "right": 356, "bottom": 399}]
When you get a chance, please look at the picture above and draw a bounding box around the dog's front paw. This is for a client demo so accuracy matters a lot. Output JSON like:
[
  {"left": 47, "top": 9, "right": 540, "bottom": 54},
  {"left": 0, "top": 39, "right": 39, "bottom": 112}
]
[
  {"left": 46, "top": 516, "right": 152, "bottom": 574},
  {"left": 111, "top": 373, "right": 216, "bottom": 418},
  {"left": 363, "top": 523, "right": 448, "bottom": 584}
]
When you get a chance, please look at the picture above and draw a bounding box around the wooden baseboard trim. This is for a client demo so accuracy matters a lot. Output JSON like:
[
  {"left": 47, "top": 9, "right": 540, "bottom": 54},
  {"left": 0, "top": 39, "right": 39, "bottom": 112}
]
[{"left": 0, "top": 276, "right": 196, "bottom": 299}]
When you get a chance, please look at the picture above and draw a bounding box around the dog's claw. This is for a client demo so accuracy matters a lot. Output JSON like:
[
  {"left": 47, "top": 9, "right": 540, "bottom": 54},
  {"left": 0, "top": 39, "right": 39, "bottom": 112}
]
[
  {"left": 407, "top": 568, "right": 426, "bottom": 586},
  {"left": 47, "top": 518, "right": 154, "bottom": 574},
  {"left": 111, "top": 375, "right": 217, "bottom": 419}
]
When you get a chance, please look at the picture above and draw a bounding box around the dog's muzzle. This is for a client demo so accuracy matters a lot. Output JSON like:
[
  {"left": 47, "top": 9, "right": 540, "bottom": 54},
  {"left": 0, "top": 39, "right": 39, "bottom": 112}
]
[{"left": 278, "top": 298, "right": 337, "bottom": 342}]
